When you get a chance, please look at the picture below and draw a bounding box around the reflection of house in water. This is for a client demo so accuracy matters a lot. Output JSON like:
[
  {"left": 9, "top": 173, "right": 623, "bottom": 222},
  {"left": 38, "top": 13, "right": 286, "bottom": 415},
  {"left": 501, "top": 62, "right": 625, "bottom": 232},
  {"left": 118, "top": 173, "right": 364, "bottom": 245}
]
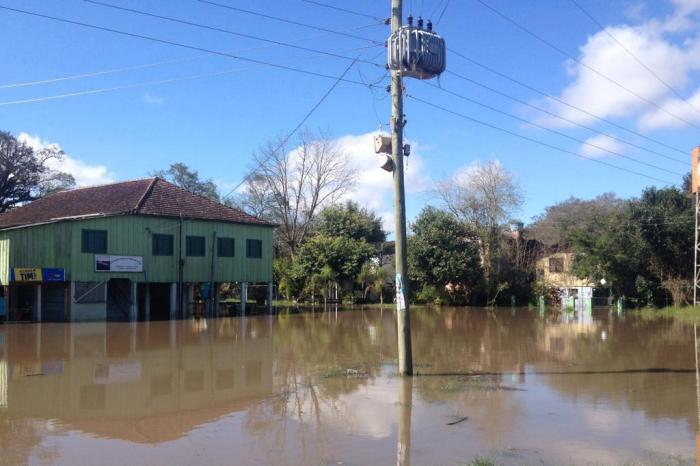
[
  {"left": 0, "top": 318, "right": 273, "bottom": 443},
  {"left": 539, "top": 315, "right": 601, "bottom": 363}
]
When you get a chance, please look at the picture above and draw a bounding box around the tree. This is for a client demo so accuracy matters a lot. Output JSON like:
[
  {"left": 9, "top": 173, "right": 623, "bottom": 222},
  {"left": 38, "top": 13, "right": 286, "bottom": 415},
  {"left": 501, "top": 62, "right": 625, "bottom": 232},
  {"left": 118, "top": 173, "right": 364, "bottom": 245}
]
[
  {"left": 528, "top": 193, "right": 625, "bottom": 248},
  {"left": 631, "top": 186, "right": 693, "bottom": 305},
  {"left": 569, "top": 207, "right": 643, "bottom": 299},
  {"left": 436, "top": 161, "right": 522, "bottom": 300},
  {"left": 0, "top": 131, "right": 75, "bottom": 212},
  {"left": 295, "top": 235, "right": 375, "bottom": 291},
  {"left": 356, "top": 261, "right": 391, "bottom": 304},
  {"left": 239, "top": 130, "right": 356, "bottom": 257},
  {"left": 152, "top": 162, "right": 220, "bottom": 200},
  {"left": 315, "top": 201, "right": 386, "bottom": 243},
  {"left": 566, "top": 184, "right": 693, "bottom": 306},
  {"left": 408, "top": 207, "right": 483, "bottom": 304}
]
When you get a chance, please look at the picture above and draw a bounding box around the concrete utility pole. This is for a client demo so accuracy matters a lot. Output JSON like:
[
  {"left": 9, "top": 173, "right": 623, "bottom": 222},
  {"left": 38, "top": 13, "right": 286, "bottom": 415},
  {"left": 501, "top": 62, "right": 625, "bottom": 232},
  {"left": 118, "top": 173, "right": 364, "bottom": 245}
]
[{"left": 391, "top": 0, "right": 413, "bottom": 376}]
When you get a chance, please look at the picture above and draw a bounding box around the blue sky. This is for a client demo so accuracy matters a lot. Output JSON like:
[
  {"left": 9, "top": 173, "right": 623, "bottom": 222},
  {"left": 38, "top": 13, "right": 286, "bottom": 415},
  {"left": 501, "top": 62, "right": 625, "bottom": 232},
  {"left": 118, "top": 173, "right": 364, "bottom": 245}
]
[{"left": 1, "top": 0, "right": 698, "bottom": 231}]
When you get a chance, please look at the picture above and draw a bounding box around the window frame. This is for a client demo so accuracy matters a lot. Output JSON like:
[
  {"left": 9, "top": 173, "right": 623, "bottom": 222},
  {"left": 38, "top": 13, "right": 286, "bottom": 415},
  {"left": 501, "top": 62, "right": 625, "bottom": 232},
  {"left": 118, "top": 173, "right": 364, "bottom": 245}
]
[
  {"left": 548, "top": 257, "right": 564, "bottom": 273},
  {"left": 81, "top": 229, "right": 107, "bottom": 254},
  {"left": 246, "top": 239, "right": 263, "bottom": 258},
  {"left": 186, "top": 235, "right": 206, "bottom": 257},
  {"left": 152, "top": 233, "right": 174, "bottom": 256},
  {"left": 217, "top": 237, "right": 235, "bottom": 258}
]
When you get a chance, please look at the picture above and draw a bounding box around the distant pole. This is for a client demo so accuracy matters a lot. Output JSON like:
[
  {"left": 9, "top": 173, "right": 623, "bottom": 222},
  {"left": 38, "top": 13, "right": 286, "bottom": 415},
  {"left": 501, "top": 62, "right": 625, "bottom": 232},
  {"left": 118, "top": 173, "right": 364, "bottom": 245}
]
[
  {"left": 693, "top": 147, "right": 700, "bottom": 306},
  {"left": 391, "top": 0, "right": 413, "bottom": 376},
  {"left": 695, "top": 190, "right": 698, "bottom": 306}
]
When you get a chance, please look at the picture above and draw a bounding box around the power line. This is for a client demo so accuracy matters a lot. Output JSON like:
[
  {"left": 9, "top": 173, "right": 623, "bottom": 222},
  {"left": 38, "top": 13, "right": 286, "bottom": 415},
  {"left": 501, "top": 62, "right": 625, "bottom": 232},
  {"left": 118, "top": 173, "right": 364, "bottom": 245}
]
[
  {"left": 220, "top": 59, "right": 359, "bottom": 201},
  {"left": 445, "top": 69, "right": 685, "bottom": 165},
  {"left": 435, "top": 0, "right": 451, "bottom": 25},
  {"left": 424, "top": 81, "right": 684, "bottom": 176},
  {"left": 429, "top": 0, "right": 446, "bottom": 19},
  {"left": 569, "top": 0, "right": 700, "bottom": 117},
  {"left": 448, "top": 48, "right": 688, "bottom": 155},
  {"left": 300, "top": 0, "right": 387, "bottom": 22},
  {"left": 0, "top": 56, "right": 199, "bottom": 89},
  {"left": 0, "top": 5, "right": 383, "bottom": 90},
  {"left": 0, "top": 44, "right": 379, "bottom": 106},
  {"left": 406, "top": 93, "right": 675, "bottom": 185},
  {"left": 0, "top": 22, "right": 381, "bottom": 90},
  {"left": 473, "top": 0, "right": 700, "bottom": 130},
  {"left": 84, "top": 0, "right": 383, "bottom": 69},
  {"left": 197, "top": 0, "right": 384, "bottom": 45}
]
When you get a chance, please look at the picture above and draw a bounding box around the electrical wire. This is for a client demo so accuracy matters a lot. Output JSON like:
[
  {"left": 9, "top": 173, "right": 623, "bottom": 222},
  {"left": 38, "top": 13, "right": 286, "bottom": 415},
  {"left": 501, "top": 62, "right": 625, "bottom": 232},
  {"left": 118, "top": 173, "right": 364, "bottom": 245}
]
[
  {"left": 449, "top": 48, "right": 688, "bottom": 155},
  {"left": 406, "top": 93, "right": 675, "bottom": 185},
  {"left": 424, "top": 81, "right": 684, "bottom": 176},
  {"left": 435, "top": 0, "right": 451, "bottom": 26},
  {"left": 473, "top": 0, "right": 700, "bottom": 130},
  {"left": 569, "top": 0, "right": 700, "bottom": 117},
  {"left": 220, "top": 58, "right": 359, "bottom": 201},
  {"left": 300, "top": 0, "right": 386, "bottom": 22},
  {"left": 0, "top": 44, "right": 379, "bottom": 106},
  {"left": 445, "top": 69, "right": 685, "bottom": 164},
  {"left": 0, "top": 5, "right": 384, "bottom": 92},
  {"left": 0, "top": 21, "right": 382, "bottom": 89},
  {"left": 197, "top": 0, "right": 384, "bottom": 45},
  {"left": 84, "top": 0, "right": 383, "bottom": 69},
  {"left": 429, "top": 0, "right": 446, "bottom": 19}
]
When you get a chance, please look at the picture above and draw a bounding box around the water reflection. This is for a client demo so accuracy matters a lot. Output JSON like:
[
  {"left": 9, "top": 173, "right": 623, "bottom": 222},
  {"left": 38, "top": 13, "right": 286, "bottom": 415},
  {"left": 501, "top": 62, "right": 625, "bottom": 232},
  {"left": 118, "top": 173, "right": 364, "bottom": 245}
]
[{"left": 0, "top": 308, "right": 697, "bottom": 465}]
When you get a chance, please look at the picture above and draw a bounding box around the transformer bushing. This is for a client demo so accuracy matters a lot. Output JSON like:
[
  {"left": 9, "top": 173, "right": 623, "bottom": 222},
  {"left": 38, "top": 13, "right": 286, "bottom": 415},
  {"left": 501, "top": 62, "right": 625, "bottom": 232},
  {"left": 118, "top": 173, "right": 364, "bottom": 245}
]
[{"left": 388, "top": 26, "right": 446, "bottom": 80}]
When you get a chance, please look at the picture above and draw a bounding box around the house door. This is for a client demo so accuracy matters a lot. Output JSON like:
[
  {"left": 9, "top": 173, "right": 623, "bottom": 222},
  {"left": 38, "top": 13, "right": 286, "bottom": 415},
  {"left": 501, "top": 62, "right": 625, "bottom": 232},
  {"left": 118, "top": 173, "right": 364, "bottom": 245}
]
[
  {"left": 106, "top": 279, "right": 132, "bottom": 322},
  {"left": 149, "top": 283, "right": 171, "bottom": 320},
  {"left": 11, "top": 284, "right": 35, "bottom": 321},
  {"left": 42, "top": 284, "right": 66, "bottom": 322}
]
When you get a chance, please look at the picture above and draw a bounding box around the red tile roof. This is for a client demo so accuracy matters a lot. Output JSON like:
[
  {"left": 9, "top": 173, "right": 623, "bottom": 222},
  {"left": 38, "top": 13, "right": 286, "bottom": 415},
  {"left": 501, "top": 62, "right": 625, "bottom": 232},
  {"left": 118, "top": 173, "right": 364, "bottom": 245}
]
[{"left": 0, "top": 178, "right": 274, "bottom": 229}]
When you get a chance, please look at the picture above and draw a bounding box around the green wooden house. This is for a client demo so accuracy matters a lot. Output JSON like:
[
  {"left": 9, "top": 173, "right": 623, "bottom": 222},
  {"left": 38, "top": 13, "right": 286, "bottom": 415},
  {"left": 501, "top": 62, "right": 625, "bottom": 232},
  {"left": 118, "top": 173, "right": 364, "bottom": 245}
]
[{"left": 0, "top": 178, "right": 275, "bottom": 322}]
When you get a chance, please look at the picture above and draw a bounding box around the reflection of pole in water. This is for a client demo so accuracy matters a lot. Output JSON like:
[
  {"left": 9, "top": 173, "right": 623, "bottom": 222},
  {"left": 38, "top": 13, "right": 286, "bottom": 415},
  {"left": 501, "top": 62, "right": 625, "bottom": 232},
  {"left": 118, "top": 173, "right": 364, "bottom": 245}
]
[{"left": 397, "top": 376, "right": 413, "bottom": 466}]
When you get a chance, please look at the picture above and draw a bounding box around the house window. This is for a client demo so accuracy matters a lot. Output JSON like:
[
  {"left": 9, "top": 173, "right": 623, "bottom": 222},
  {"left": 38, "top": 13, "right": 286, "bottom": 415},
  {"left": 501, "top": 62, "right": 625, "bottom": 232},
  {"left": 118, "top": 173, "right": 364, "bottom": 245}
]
[
  {"left": 217, "top": 237, "right": 235, "bottom": 257},
  {"left": 81, "top": 229, "right": 107, "bottom": 254},
  {"left": 549, "top": 257, "right": 564, "bottom": 273},
  {"left": 152, "top": 234, "right": 174, "bottom": 256},
  {"left": 186, "top": 236, "right": 205, "bottom": 257},
  {"left": 246, "top": 239, "right": 262, "bottom": 258}
]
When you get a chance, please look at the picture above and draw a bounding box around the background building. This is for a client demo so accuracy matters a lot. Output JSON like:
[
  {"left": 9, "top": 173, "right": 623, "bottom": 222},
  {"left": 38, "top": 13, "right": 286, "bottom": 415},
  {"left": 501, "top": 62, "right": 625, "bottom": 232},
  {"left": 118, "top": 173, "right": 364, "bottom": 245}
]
[{"left": 0, "top": 178, "right": 275, "bottom": 322}]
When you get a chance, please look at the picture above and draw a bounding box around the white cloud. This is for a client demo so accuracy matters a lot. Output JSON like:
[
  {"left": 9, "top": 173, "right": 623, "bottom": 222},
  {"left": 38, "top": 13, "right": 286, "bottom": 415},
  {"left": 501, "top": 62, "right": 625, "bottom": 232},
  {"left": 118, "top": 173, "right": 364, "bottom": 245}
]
[
  {"left": 334, "top": 131, "right": 431, "bottom": 234},
  {"left": 17, "top": 132, "right": 115, "bottom": 187},
  {"left": 638, "top": 86, "right": 700, "bottom": 130},
  {"left": 580, "top": 134, "right": 626, "bottom": 157},
  {"left": 542, "top": 1, "right": 700, "bottom": 131},
  {"left": 142, "top": 92, "right": 164, "bottom": 106}
]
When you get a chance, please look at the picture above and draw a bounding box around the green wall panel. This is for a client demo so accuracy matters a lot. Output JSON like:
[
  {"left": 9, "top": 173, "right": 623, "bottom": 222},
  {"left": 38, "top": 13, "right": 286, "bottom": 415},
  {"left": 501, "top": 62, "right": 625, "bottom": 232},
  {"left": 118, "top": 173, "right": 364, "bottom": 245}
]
[{"left": 0, "top": 216, "right": 274, "bottom": 284}]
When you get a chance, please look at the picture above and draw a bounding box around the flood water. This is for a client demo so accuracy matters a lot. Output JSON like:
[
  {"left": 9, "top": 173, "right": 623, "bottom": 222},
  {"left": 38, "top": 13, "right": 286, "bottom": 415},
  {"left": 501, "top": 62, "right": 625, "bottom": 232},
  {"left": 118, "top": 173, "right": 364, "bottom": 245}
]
[{"left": 0, "top": 307, "right": 698, "bottom": 465}]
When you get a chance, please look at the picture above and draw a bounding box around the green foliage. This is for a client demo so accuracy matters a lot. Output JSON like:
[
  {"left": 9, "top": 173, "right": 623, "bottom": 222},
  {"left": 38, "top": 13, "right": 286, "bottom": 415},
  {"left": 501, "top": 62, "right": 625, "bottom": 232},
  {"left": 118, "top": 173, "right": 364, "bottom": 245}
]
[
  {"left": 295, "top": 235, "right": 375, "bottom": 286},
  {"left": 567, "top": 184, "right": 693, "bottom": 305},
  {"left": 408, "top": 207, "right": 482, "bottom": 303},
  {"left": 315, "top": 200, "right": 386, "bottom": 243},
  {"left": 152, "top": 162, "right": 220, "bottom": 200}
]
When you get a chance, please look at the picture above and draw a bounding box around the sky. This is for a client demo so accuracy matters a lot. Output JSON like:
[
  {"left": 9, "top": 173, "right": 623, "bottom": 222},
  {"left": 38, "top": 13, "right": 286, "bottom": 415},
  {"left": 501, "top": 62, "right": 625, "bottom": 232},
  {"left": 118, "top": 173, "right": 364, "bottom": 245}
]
[{"left": 1, "top": 0, "right": 700, "bottom": 234}]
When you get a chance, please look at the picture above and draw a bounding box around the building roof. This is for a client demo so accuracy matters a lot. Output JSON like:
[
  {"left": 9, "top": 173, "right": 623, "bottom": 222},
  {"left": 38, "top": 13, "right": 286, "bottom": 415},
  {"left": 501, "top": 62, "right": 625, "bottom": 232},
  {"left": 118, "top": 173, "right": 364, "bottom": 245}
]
[{"left": 0, "top": 177, "right": 274, "bottom": 229}]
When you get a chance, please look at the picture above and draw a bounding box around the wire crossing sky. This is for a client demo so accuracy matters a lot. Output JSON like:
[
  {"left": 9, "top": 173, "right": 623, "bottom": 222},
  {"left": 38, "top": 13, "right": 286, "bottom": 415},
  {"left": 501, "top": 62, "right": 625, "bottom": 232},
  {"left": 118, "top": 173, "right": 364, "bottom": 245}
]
[{"left": 1, "top": 0, "right": 699, "bottom": 227}]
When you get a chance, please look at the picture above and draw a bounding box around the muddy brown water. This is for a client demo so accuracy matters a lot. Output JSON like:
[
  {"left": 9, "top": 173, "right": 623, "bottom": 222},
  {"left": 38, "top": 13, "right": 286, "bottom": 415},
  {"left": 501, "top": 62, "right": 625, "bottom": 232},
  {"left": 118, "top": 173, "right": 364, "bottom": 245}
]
[{"left": 0, "top": 307, "right": 697, "bottom": 465}]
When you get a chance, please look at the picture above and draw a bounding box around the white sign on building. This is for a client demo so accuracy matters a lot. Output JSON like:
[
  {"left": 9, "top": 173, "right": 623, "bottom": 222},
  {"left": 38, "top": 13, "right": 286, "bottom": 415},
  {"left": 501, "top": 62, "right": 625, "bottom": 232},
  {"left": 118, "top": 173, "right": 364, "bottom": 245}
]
[{"left": 95, "top": 255, "right": 144, "bottom": 273}]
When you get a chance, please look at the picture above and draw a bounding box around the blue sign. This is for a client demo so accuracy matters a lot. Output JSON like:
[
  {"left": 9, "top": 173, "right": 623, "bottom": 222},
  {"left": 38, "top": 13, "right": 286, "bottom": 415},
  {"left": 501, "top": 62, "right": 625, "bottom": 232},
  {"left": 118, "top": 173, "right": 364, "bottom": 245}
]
[{"left": 42, "top": 268, "right": 65, "bottom": 282}]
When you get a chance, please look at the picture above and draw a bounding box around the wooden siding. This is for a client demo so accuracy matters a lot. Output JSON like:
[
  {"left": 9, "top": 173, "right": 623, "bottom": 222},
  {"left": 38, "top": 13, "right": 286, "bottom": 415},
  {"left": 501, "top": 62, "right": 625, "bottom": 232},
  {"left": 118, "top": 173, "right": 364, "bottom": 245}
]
[{"left": 0, "top": 216, "right": 274, "bottom": 284}]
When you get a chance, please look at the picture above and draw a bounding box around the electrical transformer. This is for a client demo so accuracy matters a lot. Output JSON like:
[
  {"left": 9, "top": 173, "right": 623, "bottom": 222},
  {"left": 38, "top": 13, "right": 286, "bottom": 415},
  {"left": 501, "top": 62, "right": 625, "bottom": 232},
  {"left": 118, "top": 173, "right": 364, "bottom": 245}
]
[{"left": 387, "top": 17, "right": 446, "bottom": 80}]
